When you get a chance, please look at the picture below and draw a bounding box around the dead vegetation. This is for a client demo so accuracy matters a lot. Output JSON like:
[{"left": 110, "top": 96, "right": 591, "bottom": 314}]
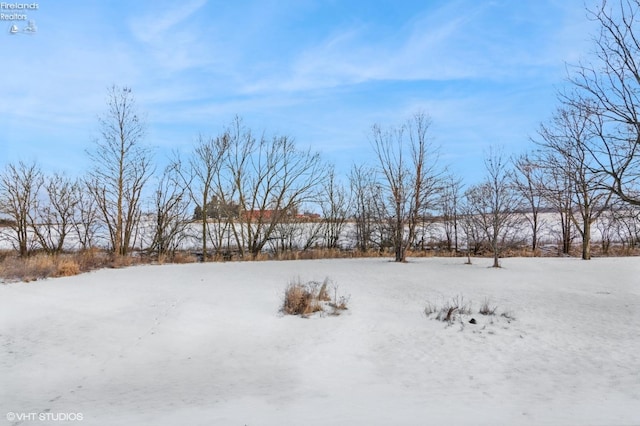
[
  {"left": 0, "top": 249, "right": 171, "bottom": 283},
  {"left": 479, "top": 298, "right": 498, "bottom": 316},
  {"left": 424, "top": 295, "right": 514, "bottom": 325},
  {"left": 281, "top": 277, "right": 349, "bottom": 317},
  {"left": 2, "top": 240, "right": 638, "bottom": 284},
  {"left": 0, "top": 253, "right": 84, "bottom": 282}
]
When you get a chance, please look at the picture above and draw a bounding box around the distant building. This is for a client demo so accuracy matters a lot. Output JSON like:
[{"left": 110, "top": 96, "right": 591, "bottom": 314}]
[
  {"left": 193, "top": 196, "right": 241, "bottom": 220},
  {"left": 241, "top": 208, "right": 321, "bottom": 222}
]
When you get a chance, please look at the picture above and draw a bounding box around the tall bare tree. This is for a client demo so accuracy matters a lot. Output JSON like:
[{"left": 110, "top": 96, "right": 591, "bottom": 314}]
[
  {"left": 87, "top": 85, "right": 153, "bottom": 256},
  {"left": 542, "top": 165, "right": 575, "bottom": 256},
  {"left": 349, "top": 164, "right": 380, "bottom": 253},
  {"left": 536, "top": 105, "right": 613, "bottom": 260},
  {"left": 438, "top": 175, "right": 463, "bottom": 253},
  {"left": 176, "top": 133, "right": 229, "bottom": 260},
  {"left": 72, "top": 177, "right": 99, "bottom": 250},
  {"left": 148, "top": 164, "right": 191, "bottom": 258},
  {"left": 567, "top": 0, "right": 640, "bottom": 205},
  {"left": 511, "top": 153, "right": 546, "bottom": 253},
  {"left": 320, "top": 166, "right": 351, "bottom": 249},
  {"left": 0, "top": 161, "right": 42, "bottom": 257},
  {"left": 609, "top": 202, "right": 640, "bottom": 250},
  {"left": 222, "top": 117, "right": 325, "bottom": 259},
  {"left": 464, "top": 148, "right": 522, "bottom": 268},
  {"left": 371, "top": 112, "right": 441, "bottom": 262}
]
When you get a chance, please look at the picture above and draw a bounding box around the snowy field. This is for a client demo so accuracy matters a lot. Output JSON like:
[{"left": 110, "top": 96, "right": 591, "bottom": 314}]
[{"left": 1, "top": 257, "right": 639, "bottom": 426}]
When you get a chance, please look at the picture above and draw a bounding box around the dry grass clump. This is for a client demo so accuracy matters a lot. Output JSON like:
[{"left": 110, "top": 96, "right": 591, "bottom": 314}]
[
  {"left": 24, "top": 255, "right": 58, "bottom": 281},
  {"left": 0, "top": 248, "right": 201, "bottom": 283},
  {"left": 0, "top": 249, "right": 149, "bottom": 283},
  {"left": 169, "top": 251, "right": 198, "bottom": 264},
  {"left": 156, "top": 251, "right": 198, "bottom": 265},
  {"left": 56, "top": 258, "right": 80, "bottom": 277},
  {"left": 281, "top": 277, "right": 349, "bottom": 317},
  {"left": 75, "top": 248, "right": 111, "bottom": 271},
  {"left": 109, "top": 254, "right": 138, "bottom": 269},
  {"left": 282, "top": 280, "right": 323, "bottom": 316},
  {"left": 425, "top": 295, "right": 513, "bottom": 325},
  {"left": 479, "top": 298, "right": 498, "bottom": 316},
  {"left": 248, "top": 248, "right": 390, "bottom": 262},
  {"left": 432, "top": 295, "right": 472, "bottom": 323},
  {"left": 0, "top": 254, "right": 79, "bottom": 282}
]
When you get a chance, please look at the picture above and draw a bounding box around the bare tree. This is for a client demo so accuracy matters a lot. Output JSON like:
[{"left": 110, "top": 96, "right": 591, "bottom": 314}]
[
  {"left": 349, "top": 164, "right": 379, "bottom": 252},
  {"left": 71, "top": 178, "right": 99, "bottom": 250},
  {"left": 30, "top": 173, "right": 78, "bottom": 254},
  {"left": 320, "top": 166, "right": 351, "bottom": 249},
  {"left": 536, "top": 105, "right": 613, "bottom": 260},
  {"left": 87, "top": 85, "right": 153, "bottom": 256},
  {"left": 595, "top": 201, "right": 618, "bottom": 254},
  {"left": 609, "top": 202, "right": 640, "bottom": 251},
  {"left": 542, "top": 166, "right": 576, "bottom": 255},
  {"left": 176, "top": 133, "right": 229, "bottom": 260},
  {"left": 511, "top": 153, "right": 546, "bottom": 253},
  {"left": 269, "top": 215, "right": 306, "bottom": 254},
  {"left": 464, "top": 148, "right": 522, "bottom": 268},
  {"left": 438, "top": 175, "right": 463, "bottom": 253},
  {"left": 0, "top": 161, "right": 42, "bottom": 257},
  {"left": 148, "top": 164, "right": 191, "bottom": 258},
  {"left": 371, "top": 112, "right": 441, "bottom": 262},
  {"left": 224, "top": 118, "right": 326, "bottom": 259},
  {"left": 301, "top": 217, "right": 325, "bottom": 251},
  {"left": 459, "top": 196, "right": 486, "bottom": 263},
  {"left": 567, "top": 0, "right": 640, "bottom": 205}
]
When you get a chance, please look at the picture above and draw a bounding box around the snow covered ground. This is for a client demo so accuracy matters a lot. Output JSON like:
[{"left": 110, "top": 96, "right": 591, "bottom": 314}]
[{"left": 1, "top": 257, "right": 639, "bottom": 425}]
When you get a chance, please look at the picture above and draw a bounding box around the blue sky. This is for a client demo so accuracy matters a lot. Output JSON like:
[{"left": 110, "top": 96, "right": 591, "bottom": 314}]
[{"left": 1, "top": 0, "right": 597, "bottom": 184}]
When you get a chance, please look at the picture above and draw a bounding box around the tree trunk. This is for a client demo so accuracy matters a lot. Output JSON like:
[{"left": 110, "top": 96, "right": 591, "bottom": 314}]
[
  {"left": 582, "top": 220, "right": 591, "bottom": 260},
  {"left": 531, "top": 212, "right": 538, "bottom": 254},
  {"left": 201, "top": 194, "right": 208, "bottom": 261},
  {"left": 492, "top": 234, "right": 500, "bottom": 268},
  {"left": 395, "top": 205, "right": 404, "bottom": 262}
]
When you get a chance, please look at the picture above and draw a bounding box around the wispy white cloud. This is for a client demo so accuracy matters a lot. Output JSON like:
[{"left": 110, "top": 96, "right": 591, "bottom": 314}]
[
  {"left": 126, "top": 0, "right": 219, "bottom": 76},
  {"left": 239, "top": 3, "right": 485, "bottom": 93},
  {"left": 128, "top": 0, "right": 208, "bottom": 44},
  {"left": 241, "top": 0, "right": 589, "bottom": 95}
]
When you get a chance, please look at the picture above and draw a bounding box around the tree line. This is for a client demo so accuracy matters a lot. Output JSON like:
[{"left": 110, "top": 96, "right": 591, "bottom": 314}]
[{"left": 1, "top": 1, "right": 640, "bottom": 265}]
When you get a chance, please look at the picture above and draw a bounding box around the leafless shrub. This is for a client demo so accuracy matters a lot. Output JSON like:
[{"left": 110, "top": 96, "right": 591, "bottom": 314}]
[
  {"left": 436, "top": 305, "right": 459, "bottom": 323},
  {"left": 479, "top": 298, "right": 498, "bottom": 316},
  {"left": 425, "top": 295, "right": 514, "bottom": 326},
  {"left": 431, "top": 295, "right": 471, "bottom": 323}
]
